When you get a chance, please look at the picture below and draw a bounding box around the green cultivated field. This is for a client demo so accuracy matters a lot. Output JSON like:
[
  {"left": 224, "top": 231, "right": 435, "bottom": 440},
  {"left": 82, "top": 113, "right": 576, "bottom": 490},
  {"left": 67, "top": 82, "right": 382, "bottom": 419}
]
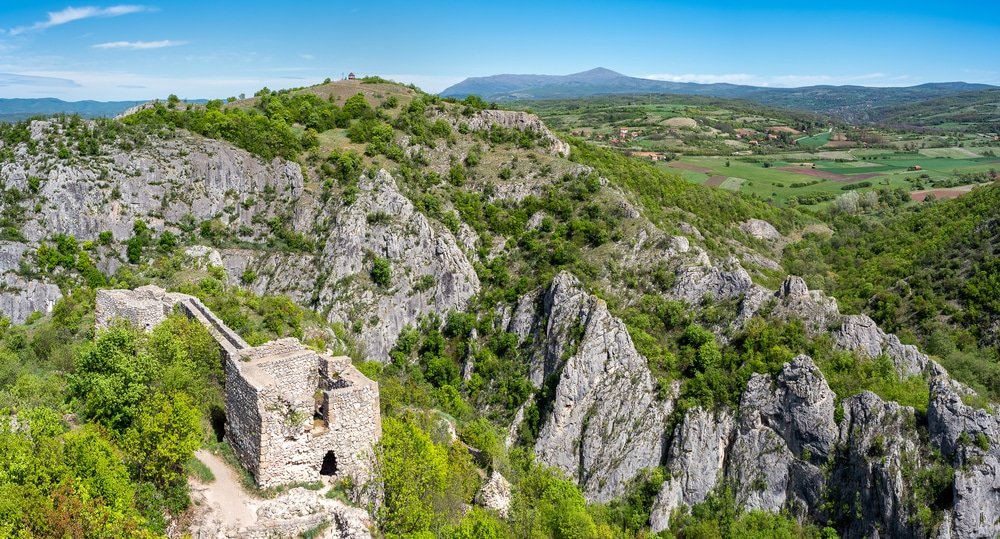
[
  {"left": 794, "top": 130, "right": 831, "bottom": 149},
  {"left": 525, "top": 93, "right": 1000, "bottom": 208},
  {"left": 663, "top": 152, "right": 1000, "bottom": 206}
]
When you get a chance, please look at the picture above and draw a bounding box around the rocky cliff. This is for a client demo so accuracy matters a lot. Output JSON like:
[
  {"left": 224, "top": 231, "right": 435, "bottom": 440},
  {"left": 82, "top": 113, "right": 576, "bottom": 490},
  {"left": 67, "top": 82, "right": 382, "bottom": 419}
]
[
  {"left": 0, "top": 120, "right": 478, "bottom": 360},
  {"left": 504, "top": 271, "right": 672, "bottom": 502},
  {"left": 510, "top": 257, "right": 1000, "bottom": 537},
  {"left": 4, "top": 107, "right": 999, "bottom": 538}
]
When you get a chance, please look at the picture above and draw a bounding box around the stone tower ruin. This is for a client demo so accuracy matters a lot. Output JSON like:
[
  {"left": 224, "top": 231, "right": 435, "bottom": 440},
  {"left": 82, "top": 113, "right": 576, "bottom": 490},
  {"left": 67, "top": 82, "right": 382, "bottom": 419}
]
[{"left": 96, "top": 285, "right": 381, "bottom": 488}]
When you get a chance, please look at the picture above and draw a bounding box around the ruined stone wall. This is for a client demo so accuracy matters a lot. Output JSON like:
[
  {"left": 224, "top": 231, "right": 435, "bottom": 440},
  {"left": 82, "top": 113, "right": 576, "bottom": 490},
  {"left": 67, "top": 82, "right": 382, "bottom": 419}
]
[
  {"left": 236, "top": 338, "right": 300, "bottom": 362},
  {"left": 177, "top": 297, "right": 248, "bottom": 361},
  {"left": 245, "top": 349, "right": 324, "bottom": 487},
  {"left": 94, "top": 286, "right": 382, "bottom": 491},
  {"left": 95, "top": 286, "right": 189, "bottom": 330},
  {"left": 224, "top": 356, "right": 263, "bottom": 480},
  {"left": 324, "top": 367, "right": 381, "bottom": 482},
  {"left": 242, "top": 348, "right": 382, "bottom": 488}
]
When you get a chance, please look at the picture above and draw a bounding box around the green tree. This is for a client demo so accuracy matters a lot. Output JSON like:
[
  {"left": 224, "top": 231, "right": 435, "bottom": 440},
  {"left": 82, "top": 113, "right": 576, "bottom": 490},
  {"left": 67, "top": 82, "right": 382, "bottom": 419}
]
[
  {"left": 373, "top": 418, "right": 448, "bottom": 537},
  {"left": 343, "top": 93, "right": 373, "bottom": 119},
  {"left": 69, "top": 323, "right": 158, "bottom": 433},
  {"left": 125, "top": 391, "right": 201, "bottom": 489},
  {"left": 449, "top": 507, "right": 511, "bottom": 539}
]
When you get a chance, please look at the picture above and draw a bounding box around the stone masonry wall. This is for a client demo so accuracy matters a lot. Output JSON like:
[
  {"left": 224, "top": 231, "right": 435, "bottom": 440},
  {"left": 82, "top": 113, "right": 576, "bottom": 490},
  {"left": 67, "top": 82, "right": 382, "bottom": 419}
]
[
  {"left": 95, "top": 285, "right": 189, "bottom": 331},
  {"left": 325, "top": 370, "right": 381, "bottom": 483},
  {"left": 94, "top": 286, "right": 382, "bottom": 490},
  {"left": 224, "top": 359, "right": 263, "bottom": 479}
]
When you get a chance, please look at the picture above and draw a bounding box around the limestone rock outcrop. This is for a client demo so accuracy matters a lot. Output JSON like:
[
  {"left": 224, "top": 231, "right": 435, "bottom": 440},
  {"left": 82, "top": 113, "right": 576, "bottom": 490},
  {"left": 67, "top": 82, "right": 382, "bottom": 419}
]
[
  {"left": 475, "top": 471, "right": 513, "bottom": 518},
  {"left": 511, "top": 271, "right": 671, "bottom": 502},
  {"left": 467, "top": 110, "right": 570, "bottom": 157},
  {"left": 828, "top": 391, "right": 924, "bottom": 538},
  {"left": 222, "top": 170, "right": 480, "bottom": 361},
  {"left": 739, "top": 219, "right": 782, "bottom": 241},
  {"left": 670, "top": 257, "right": 754, "bottom": 305},
  {"left": 650, "top": 356, "right": 835, "bottom": 531},
  {"left": 648, "top": 408, "right": 734, "bottom": 531},
  {"left": 1, "top": 120, "right": 479, "bottom": 362},
  {"left": 0, "top": 275, "right": 62, "bottom": 324},
  {"left": 835, "top": 314, "right": 929, "bottom": 376},
  {"left": 928, "top": 377, "right": 1000, "bottom": 538}
]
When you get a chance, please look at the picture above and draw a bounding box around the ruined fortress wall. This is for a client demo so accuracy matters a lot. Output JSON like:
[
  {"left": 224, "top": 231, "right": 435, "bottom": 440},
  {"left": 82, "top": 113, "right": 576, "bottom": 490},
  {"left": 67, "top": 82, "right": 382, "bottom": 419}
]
[
  {"left": 94, "top": 286, "right": 382, "bottom": 491},
  {"left": 326, "top": 372, "right": 382, "bottom": 482},
  {"left": 95, "top": 287, "right": 176, "bottom": 330},
  {"left": 176, "top": 297, "right": 248, "bottom": 362},
  {"left": 224, "top": 357, "right": 263, "bottom": 480}
]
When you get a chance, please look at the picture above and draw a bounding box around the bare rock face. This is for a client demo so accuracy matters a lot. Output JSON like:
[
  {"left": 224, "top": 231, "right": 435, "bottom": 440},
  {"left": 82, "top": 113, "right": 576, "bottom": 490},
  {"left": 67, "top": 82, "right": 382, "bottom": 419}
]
[
  {"left": 835, "top": 315, "right": 929, "bottom": 376},
  {"left": 520, "top": 271, "right": 671, "bottom": 502},
  {"left": 3, "top": 128, "right": 305, "bottom": 245},
  {"left": 475, "top": 471, "right": 513, "bottom": 517},
  {"left": 927, "top": 377, "right": 1000, "bottom": 539},
  {"left": 220, "top": 170, "right": 480, "bottom": 362},
  {"left": 467, "top": 110, "right": 571, "bottom": 158},
  {"left": 670, "top": 257, "right": 754, "bottom": 305},
  {"left": 752, "top": 276, "right": 842, "bottom": 333},
  {"left": 649, "top": 408, "right": 734, "bottom": 531},
  {"left": 312, "top": 170, "right": 480, "bottom": 361},
  {"left": 739, "top": 219, "right": 782, "bottom": 241},
  {"left": 1, "top": 242, "right": 62, "bottom": 323},
  {"left": 725, "top": 357, "right": 835, "bottom": 515},
  {"left": 0, "top": 275, "right": 62, "bottom": 323},
  {"left": 1, "top": 121, "right": 479, "bottom": 364},
  {"left": 0, "top": 121, "right": 305, "bottom": 322},
  {"left": 744, "top": 355, "right": 839, "bottom": 461},
  {"left": 829, "top": 391, "right": 923, "bottom": 539},
  {"left": 175, "top": 169, "right": 476, "bottom": 364},
  {"left": 651, "top": 356, "right": 836, "bottom": 532}
]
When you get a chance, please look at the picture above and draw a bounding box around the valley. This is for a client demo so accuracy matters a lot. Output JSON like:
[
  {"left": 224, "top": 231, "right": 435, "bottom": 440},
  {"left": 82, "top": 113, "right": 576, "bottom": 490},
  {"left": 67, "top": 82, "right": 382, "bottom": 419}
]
[
  {"left": 520, "top": 93, "right": 1000, "bottom": 207},
  {"left": 1, "top": 74, "right": 998, "bottom": 538},
  {"left": 1, "top": 3, "right": 999, "bottom": 537}
]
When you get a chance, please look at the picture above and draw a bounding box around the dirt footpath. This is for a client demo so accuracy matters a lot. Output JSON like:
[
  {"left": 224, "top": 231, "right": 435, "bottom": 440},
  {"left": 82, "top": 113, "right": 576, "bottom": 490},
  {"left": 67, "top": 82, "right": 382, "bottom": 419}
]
[{"left": 189, "top": 449, "right": 260, "bottom": 530}]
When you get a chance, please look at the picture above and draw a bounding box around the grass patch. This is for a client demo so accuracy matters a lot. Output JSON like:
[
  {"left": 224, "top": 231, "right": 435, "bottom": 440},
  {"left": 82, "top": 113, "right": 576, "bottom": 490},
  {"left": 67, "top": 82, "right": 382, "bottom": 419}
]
[
  {"left": 187, "top": 456, "right": 215, "bottom": 483},
  {"left": 298, "top": 520, "right": 330, "bottom": 539}
]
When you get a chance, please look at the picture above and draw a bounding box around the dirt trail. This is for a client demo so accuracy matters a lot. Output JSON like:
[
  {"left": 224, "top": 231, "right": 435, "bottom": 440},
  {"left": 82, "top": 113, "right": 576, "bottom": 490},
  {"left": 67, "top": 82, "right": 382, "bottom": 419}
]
[{"left": 190, "top": 449, "right": 260, "bottom": 530}]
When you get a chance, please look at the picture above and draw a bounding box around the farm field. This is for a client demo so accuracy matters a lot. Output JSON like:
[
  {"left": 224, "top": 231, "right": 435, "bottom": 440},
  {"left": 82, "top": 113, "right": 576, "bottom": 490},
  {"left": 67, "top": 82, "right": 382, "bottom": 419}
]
[
  {"left": 662, "top": 151, "right": 1000, "bottom": 206},
  {"left": 794, "top": 130, "right": 832, "bottom": 149},
  {"left": 525, "top": 93, "right": 1000, "bottom": 208}
]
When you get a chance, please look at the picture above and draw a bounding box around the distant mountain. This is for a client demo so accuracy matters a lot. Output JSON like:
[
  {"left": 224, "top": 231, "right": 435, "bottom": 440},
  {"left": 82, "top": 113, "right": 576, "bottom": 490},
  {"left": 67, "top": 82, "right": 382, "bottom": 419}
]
[
  {"left": 441, "top": 68, "right": 996, "bottom": 120},
  {"left": 442, "top": 67, "right": 748, "bottom": 101},
  {"left": 0, "top": 98, "right": 147, "bottom": 122}
]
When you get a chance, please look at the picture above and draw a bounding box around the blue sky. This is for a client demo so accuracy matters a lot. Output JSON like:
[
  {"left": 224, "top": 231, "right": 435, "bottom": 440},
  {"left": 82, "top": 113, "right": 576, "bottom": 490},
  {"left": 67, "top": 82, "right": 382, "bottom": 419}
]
[{"left": 0, "top": 1, "right": 998, "bottom": 100}]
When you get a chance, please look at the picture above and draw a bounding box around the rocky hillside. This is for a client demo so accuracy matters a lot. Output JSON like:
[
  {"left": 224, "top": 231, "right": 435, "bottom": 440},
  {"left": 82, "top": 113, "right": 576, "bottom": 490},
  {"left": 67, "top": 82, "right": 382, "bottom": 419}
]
[{"left": 1, "top": 81, "right": 998, "bottom": 538}]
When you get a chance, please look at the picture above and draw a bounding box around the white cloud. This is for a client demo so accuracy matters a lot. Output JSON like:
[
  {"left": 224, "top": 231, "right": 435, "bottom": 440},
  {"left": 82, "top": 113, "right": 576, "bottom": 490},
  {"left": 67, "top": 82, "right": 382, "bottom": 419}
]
[
  {"left": 0, "top": 72, "right": 80, "bottom": 87},
  {"left": 9, "top": 5, "right": 153, "bottom": 35},
  {"left": 93, "top": 40, "right": 187, "bottom": 50}
]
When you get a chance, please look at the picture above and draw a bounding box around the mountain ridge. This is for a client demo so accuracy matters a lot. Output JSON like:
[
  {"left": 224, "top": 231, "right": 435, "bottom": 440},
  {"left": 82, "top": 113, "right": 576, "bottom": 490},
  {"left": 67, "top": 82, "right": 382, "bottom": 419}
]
[
  {"left": 441, "top": 68, "right": 996, "bottom": 120},
  {"left": 0, "top": 97, "right": 148, "bottom": 122}
]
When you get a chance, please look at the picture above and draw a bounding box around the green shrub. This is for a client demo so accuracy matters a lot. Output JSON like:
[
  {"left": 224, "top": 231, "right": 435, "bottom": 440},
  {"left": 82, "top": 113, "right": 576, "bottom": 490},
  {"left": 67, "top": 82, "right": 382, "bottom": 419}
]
[{"left": 371, "top": 256, "right": 392, "bottom": 287}]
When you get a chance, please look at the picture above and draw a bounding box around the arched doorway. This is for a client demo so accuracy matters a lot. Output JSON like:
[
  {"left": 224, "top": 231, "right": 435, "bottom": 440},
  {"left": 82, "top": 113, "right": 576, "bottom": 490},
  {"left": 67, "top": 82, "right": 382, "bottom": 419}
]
[{"left": 320, "top": 450, "right": 338, "bottom": 476}]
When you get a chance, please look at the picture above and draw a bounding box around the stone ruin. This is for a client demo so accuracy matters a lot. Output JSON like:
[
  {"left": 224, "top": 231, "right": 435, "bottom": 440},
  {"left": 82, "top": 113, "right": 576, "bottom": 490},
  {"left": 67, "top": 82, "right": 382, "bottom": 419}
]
[{"left": 96, "top": 285, "right": 381, "bottom": 489}]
